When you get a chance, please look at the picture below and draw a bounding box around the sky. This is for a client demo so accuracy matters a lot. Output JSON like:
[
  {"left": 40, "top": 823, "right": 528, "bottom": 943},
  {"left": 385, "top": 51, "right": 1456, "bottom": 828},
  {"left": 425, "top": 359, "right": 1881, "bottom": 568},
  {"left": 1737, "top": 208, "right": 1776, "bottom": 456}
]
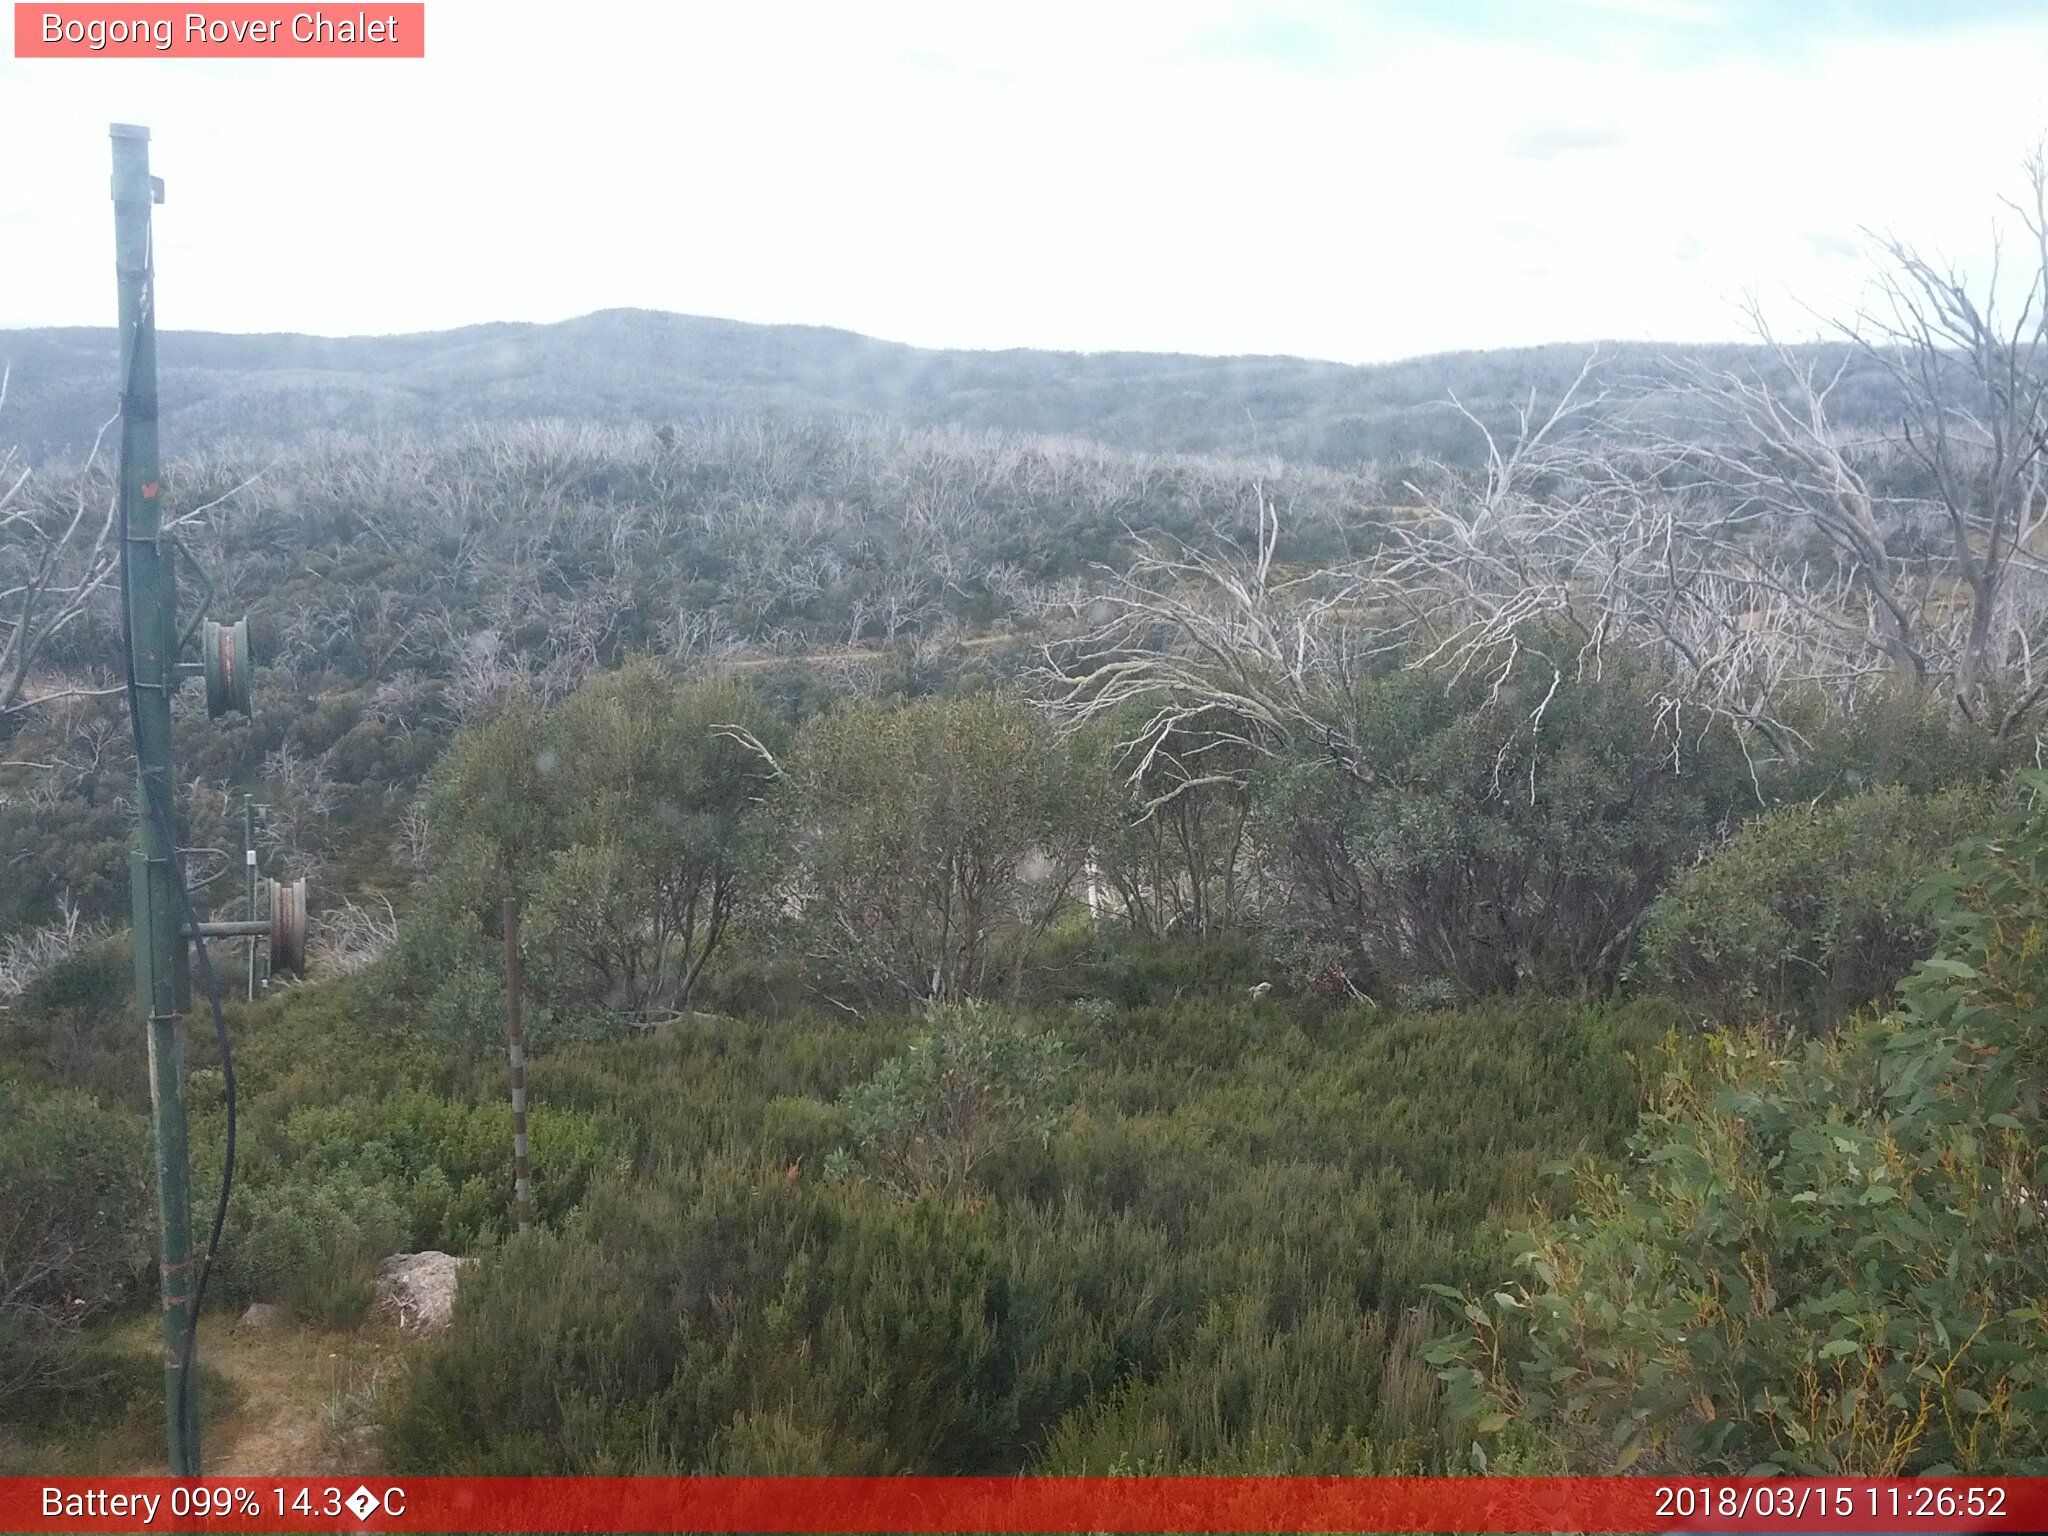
[{"left": 3, "top": 0, "right": 2048, "bottom": 363}]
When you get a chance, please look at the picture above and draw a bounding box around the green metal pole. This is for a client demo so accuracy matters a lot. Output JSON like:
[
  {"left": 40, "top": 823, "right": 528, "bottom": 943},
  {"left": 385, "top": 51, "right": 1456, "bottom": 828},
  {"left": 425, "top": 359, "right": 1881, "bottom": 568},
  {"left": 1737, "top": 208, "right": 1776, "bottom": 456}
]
[{"left": 113, "top": 121, "right": 200, "bottom": 1478}]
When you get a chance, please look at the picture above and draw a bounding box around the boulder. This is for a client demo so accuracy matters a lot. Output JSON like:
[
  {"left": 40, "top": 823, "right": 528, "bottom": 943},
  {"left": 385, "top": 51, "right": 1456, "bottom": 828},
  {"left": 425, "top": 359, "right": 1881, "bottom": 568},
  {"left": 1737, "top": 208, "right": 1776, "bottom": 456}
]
[
  {"left": 373, "top": 1250, "right": 474, "bottom": 1333},
  {"left": 237, "top": 1301, "right": 283, "bottom": 1331}
]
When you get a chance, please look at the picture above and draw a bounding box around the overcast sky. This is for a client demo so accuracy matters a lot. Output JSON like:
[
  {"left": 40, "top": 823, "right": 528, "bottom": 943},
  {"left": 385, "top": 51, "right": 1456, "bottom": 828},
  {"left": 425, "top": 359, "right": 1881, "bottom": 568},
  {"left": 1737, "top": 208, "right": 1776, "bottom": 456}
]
[{"left": 3, "top": 0, "right": 2047, "bottom": 362}]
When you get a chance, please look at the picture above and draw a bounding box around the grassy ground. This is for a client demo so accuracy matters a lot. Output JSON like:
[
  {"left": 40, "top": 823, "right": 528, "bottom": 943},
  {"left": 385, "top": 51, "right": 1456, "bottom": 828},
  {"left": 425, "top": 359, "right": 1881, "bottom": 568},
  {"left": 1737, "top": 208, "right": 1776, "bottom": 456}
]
[{"left": 3, "top": 1311, "right": 411, "bottom": 1477}]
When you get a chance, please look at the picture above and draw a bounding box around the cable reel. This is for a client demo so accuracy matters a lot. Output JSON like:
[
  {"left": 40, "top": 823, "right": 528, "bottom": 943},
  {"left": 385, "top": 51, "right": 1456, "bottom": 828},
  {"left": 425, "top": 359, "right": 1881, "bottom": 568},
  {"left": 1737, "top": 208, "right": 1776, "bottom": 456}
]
[
  {"left": 202, "top": 617, "right": 253, "bottom": 718},
  {"left": 266, "top": 877, "right": 308, "bottom": 975}
]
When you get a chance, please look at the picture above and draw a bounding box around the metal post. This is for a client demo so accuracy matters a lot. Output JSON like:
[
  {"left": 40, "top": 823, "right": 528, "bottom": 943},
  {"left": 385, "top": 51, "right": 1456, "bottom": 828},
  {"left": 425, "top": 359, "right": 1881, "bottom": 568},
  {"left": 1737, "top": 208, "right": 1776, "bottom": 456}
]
[
  {"left": 243, "top": 795, "right": 258, "bottom": 1001},
  {"left": 503, "top": 898, "right": 534, "bottom": 1234},
  {"left": 113, "top": 122, "right": 199, "bottom": 1478}
]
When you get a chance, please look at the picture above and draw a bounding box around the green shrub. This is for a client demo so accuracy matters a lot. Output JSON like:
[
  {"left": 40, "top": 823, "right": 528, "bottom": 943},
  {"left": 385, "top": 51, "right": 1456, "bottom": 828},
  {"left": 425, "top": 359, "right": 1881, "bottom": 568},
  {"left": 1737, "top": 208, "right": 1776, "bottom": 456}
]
[
  {"left": 1035, "top": 931, "right": 1270, "bottom": 1010},
  {"left": 1263, "top": 657, "right": 1756, "bottom": 997},
  {"left": 1037, "top": 1298, "right": 1443, "bottom": 1473},
  {"left": 222, "top": 976, "right": 443, "bottom": 1108},
  {"left": 0, "top": 938, "right": 140, "bottom": 1112},
  {"left": 770, "top": 691, "right": 1100, "bottom": 1002},
  {"left": 225, "top": 1170, "right": 409, "bottom": 1329},
  {"left": 834, "top": 1005, "right": 1076, "bottom": 1197},
  {"left": 199, "top": 1084, "right": 624, "bottom": 1321},
  {"left": 181, "top": 987, "right": 626, "bottom": 1327},
  {"left": 0, "top": 1083, "right": 150, "bottom": 1426},
  {"left": 1430, "top": 777, "right": 2048, "bottom": 1474},
  {"left": 1774, "top": 684, "right": 2023, "bottom": 802},
  {"left": 381, "top": 993, "right": 1665, "bottom": 1474},
  {"left": 382, "top": 1164, "right": 1016, "bottom": 1473},
  {"left": 419, "top": 951, "right": 515, "bottom": 1064},
  {"left": 1641, "top": 782, "right": 2000, "bottom": 1027}
]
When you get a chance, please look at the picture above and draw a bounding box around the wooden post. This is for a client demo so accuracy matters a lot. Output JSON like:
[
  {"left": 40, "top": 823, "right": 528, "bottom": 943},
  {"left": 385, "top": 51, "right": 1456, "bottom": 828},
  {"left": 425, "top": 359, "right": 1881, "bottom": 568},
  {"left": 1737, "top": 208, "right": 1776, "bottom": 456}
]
[{"left": 503, "top": 897, "right": 534, "bottom": 1234}]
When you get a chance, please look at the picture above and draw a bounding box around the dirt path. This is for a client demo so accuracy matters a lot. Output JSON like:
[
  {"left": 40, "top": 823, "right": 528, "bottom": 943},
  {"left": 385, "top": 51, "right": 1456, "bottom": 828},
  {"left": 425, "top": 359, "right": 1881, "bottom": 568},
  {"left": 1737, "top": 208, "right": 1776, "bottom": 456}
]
[
  {"left": 723, "top": 631, "right": 1020, "bottom": 670},
  {"left": 208, "top": 1319, "right": 405, "bottom": 1477},
  {"left": 104, "top": 1314, "right": 408, "bottom": 1476}
]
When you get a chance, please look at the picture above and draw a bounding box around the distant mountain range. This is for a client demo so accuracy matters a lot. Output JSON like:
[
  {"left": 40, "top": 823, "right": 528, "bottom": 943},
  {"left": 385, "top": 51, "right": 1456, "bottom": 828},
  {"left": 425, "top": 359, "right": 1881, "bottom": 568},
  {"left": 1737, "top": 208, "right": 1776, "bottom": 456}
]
[{"left": 0, "top": 308, "right": 1892, "bottom": 469}]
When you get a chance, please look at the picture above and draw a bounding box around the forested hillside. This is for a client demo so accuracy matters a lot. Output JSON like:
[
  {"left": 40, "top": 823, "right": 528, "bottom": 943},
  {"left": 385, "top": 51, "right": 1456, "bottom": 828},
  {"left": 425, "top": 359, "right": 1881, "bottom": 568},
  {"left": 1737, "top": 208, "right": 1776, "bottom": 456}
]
[
  {"left": 6, "top": 190, "right": 2048, "bottom": 1478},
  {"left": 0, "top": 310, "right": 1903, "bottom": 470}
]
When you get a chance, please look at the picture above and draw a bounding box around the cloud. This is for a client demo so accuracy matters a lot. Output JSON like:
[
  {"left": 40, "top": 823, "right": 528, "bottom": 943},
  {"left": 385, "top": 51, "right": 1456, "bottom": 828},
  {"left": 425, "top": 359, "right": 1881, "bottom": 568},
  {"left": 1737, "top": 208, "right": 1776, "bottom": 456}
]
[
  {"left": 889, "top": 49, "right": 1021, "bottom": 88},
  {"left": 1546, "top": 0, "right": 1729, "bottom": 24},
  {"left": 1504, "top": 122, "right": 1630, "bottom": 162},
  {"left": 1802, "top": 231, "right": 1864, "bottom": 264}
]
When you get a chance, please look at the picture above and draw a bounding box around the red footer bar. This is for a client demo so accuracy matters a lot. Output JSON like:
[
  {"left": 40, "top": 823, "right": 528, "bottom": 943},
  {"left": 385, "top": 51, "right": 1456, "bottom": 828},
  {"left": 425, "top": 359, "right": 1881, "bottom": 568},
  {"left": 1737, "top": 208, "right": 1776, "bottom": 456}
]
[{"left": 8, "top": 1477, "right": 2046, "bottom": 1533}]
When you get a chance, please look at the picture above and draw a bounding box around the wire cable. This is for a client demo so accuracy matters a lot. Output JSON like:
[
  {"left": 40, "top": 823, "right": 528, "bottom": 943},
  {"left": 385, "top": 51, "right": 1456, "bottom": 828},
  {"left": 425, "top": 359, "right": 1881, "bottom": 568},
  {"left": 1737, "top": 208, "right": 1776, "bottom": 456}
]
[{"left": 117, "top": 244, "right": 236, "bottom": 1467}]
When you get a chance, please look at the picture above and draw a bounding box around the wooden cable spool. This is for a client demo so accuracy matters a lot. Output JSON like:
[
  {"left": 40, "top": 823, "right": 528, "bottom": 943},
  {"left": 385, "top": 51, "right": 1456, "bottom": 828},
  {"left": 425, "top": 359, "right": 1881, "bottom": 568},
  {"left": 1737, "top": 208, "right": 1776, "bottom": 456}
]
[
  {"left": 266, "top": 876, "right": 308, "bottom": 975},
  {"left": 202, "top": 616, "right": 252, "bottom": 718}
]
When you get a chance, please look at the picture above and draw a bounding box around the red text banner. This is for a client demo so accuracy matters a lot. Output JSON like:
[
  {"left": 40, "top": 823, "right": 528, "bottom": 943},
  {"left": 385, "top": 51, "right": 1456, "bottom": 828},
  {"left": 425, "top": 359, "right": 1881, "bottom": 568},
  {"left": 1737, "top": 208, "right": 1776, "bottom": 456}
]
[
  {"left": 14, "top": 4, "right": 425, "bottom": 57},
  {"left": 5, "top": 1477, "right": 2048, "bottom": 1533}
]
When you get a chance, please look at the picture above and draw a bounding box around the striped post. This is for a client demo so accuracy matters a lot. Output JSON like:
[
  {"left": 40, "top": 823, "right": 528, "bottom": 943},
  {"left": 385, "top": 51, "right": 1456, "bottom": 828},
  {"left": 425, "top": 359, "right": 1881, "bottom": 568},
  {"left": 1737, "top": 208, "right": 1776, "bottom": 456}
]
[
  {"left": 244, "top": 796, "right": 258, "bottom": 1001},
  {"left": 503, "top": 897, "right": 534, "bottom": 1234}
]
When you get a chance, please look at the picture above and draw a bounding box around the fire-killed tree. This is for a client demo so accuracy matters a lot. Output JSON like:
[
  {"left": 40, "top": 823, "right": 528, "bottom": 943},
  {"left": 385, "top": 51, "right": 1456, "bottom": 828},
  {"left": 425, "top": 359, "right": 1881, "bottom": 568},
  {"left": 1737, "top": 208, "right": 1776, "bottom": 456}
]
[
  {"left": 1646, "top": 152, "right": 2048, "bottom": 737},
  {"left": 0, "top": 391, "right": 119, "bottom": 734}
]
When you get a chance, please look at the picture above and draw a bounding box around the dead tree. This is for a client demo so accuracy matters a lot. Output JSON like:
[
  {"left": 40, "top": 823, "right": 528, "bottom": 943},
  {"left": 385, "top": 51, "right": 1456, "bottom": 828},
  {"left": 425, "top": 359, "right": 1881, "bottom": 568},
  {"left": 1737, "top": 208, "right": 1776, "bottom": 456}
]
[
  {"left": 0, "top": 384, "right": 120, "bottom": 730},
  {"left": 1046, "top": 481, "right": 1385, "bottom": 810},
  {"left": 1044, "top": 357, "right": 1837, "bottom": 805},
  {"left": 1649, "top": 154, "right": 2048, "bottom": 736}
]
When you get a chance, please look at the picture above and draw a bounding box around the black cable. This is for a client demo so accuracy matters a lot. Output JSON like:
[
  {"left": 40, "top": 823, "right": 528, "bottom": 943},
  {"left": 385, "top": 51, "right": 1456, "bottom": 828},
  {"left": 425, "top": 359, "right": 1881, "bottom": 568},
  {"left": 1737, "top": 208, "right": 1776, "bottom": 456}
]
[{"left": 117, "top": 254, "right": 236, "bottom": 1466}]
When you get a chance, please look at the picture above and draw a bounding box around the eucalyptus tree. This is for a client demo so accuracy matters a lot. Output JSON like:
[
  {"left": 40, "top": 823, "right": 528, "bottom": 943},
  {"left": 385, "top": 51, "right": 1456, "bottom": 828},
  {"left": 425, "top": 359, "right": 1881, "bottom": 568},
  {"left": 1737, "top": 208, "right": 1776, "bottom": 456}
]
[
  {"left": 426, "top": 665, "right": 781, "bottom": 1021},
  {"left": 768, "top": 690, "right": 1103, "bottom": 1005}
]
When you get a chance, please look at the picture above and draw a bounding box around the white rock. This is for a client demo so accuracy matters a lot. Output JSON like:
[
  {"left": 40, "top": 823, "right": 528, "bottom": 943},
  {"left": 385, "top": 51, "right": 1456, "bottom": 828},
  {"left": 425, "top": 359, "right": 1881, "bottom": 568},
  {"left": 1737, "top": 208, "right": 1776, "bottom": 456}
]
[
  {"left": 373, "top": 1251, "right": 475, "bottom": 1333},
  {"left": 237, "top": 1301, "right": 283, "bottom": 1330}
]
